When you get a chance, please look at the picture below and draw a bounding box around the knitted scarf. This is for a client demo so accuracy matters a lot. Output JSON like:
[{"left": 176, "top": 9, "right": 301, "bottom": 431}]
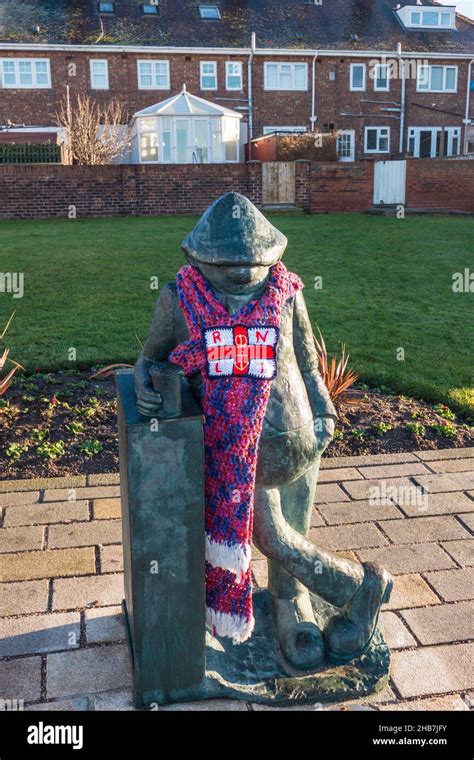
[{"left": 169, "top": 261, "right": 303, "bottom": 644}]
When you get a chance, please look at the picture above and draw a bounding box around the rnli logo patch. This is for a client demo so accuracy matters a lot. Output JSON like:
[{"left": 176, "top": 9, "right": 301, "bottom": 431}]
[{"left": 203, "top": 325, "right": 279, "bottom": 379}]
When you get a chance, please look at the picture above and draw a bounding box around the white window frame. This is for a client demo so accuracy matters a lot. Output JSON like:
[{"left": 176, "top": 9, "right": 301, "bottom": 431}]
[
  {"left": 407, "top": 126, "right": 461, "bottom": 158},
  {"left": 373, "top": 63, "right": 390, "bottom": 92},
  {"left": 89, "top": 59, "right": 109, "bottom": 90},
  {"left": 225, "top": 61, "right": 242, "bottom": 91},
  {"left": 200, "top": 61, "right": 217, "bottom": 90},
  {"left": 0, "top": 58, "right": 51, "bottom": 89},
  {"left": 199, "top": 5, "right": 221, "bottom": 20},
  {"left": 350, "top": 63, "right": 366, "bottom": 92},
  {"left": 337, "top": 130, "right": 355, "bottom": 162},
  {"left": 364, "top": 126, "right": 390, "bottom": 154},
  {"left": 263, "top": 62, "right": 308, "bottom": 91},
  {"left": 137, "top": 60, "right": 170, "bottom": 90},
  {"left": 409, "top": 9, "right": 454, "bottom": 28},
  {"left": 416, "top": 65, "right": 458, "bottom": 93},
  {"left": 137, "top": 115, "right": 239, "bottom": 164}
]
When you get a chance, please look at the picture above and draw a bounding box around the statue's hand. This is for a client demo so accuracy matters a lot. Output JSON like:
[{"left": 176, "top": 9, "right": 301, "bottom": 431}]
[
  {"left": 134, "top": 357, "right": 163, "bottom": 417},
  {"left": 314, "top": 416, "right": 335, "bottom": 454}
]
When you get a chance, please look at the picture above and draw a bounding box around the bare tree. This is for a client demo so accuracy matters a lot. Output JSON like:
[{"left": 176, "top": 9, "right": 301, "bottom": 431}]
[{"left": 56, "top": 90, "right": 134, "bottom": 165}]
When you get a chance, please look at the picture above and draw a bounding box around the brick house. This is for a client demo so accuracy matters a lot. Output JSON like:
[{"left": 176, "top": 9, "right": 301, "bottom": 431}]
[{"left": 0, "top": 0, "right": 473, "bottom": 163}]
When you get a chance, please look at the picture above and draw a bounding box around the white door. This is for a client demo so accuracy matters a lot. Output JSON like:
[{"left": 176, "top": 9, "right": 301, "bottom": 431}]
[
  {"left": 373, "top": 160, "right": 406, "bottom": 205},
  {"left": 337, "top": 130, "right": 355, "bottom": 162}
]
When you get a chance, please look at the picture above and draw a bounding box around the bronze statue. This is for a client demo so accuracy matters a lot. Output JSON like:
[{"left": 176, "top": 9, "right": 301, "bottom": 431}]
[{"left": 134, "top": 192, "right": 392, "bottom": 672}]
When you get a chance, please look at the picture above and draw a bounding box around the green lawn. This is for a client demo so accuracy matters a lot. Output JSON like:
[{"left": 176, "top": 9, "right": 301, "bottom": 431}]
[{"left": 0, "top": 213, "right": 472, "bottom": 414}]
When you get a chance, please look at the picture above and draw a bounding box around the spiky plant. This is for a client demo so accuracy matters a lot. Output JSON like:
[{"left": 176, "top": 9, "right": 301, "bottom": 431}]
[
  {"left": 0, "top": 312, "right": 24, "bottom": 396},
  {"left": 313, "top": 327, "right": 365, "bottom": 408}
]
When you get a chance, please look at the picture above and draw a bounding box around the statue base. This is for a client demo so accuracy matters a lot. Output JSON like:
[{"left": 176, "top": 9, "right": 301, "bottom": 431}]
[{"left": 124, "top": 589, "right": 390, "bottom": 708}]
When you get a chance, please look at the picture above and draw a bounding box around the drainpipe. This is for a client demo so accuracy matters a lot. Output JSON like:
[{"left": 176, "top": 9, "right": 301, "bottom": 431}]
[
  {"left": 398, "top": 42, "right": 406, "bottom": 154},
  {"left": 311, "top": 52, "right": 318, "bottom": 132},
  {"left": 247, "top": 32, "right": 256, "bottom": 159},
  {"left": 463, "top": 59, "right": 474, "bottom": 155}
]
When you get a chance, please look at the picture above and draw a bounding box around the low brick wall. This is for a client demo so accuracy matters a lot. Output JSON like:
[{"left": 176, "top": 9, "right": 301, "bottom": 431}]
[
  {"left": 0, "top": 158, "right": 472, "bottom": 220},
  {"left": 406, "top": 158, "right": 474, "bottom": 213}
]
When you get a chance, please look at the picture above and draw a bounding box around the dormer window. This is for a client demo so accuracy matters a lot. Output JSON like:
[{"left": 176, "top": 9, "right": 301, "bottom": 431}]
[
  {"left": 98, "top": 2, "right": 115, "bottom": 14},
  {"left": 199, "top": 5, "right": 221, "bottom": 20},
  {"left": 396, "top": 5, "right": 456, "bottom": 31},
  {"left": 142, "top": 3, "right": 159, "bottom": 14}
]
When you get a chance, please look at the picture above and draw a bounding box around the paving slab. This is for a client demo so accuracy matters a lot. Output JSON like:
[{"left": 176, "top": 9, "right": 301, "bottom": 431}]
[
  {"left": 48, "top": 520, "right": 122, "bottom": 549},
  {"left": 309, "top": 523, "right": 388, "bottom": 551},
  {"left": 53, "top": 574, "right": 124, "bottom": 610},
  {"left": 85, "top": 606, "right": 126, "bottom": 644},
  {"left": 0, "top": 656, "right": 42, "bottom": 702},
  {"left": 357, "top": 463, "right": 430, "bottom": 479},
  {"left": 400, "top": 601, "right": 474, "bottom": 645},
  {"left": 251, "top": 559, "right": 268, "bottom": 588},
  {"left": 441, "top": 540, "right": 474, "bottom": 567},
  {"left": 91, "top": 690, "right": 135, "bottom": 711},
  {"left": 100, "top": 545, "right": 123, "bottom": 573},
  {"left": 309, "top": 510, "right": 326, "bottom": 528},
  {"left": 4, "top": 501, "right": 90, "bottom": 527},
  {"left": 378, "top": 515, "right": 470, "bottom": 545},
  {"left": 93, "top": 498, "right": 121, "bottom": 520},
  {"left": 415, "top": 448, "right": 474, "bottom": 462},
  {"left": 357, "top": 543, "right": 456, "bottom": 575},
  {"left": 47, "top": 643, "right": 133, "bottom": 699},
  {"left": 424, "top": 567, "right": 474, "bottom": 602},
  {"left": 43, "top": 486, "right": 120, "bottom": 502},
  {"left": 314, "top": 483, "right": 350, "bottom": 503},
  {"left": 457, "top": 513, "right": 474, "bottom": 532},
  {"left": 390, "top": 642, "right": 474, "bottom": 698},
  {"left": 0, "top": 476, "right": 86, "bottom": 493},
  {"left": 0, "top": 612, "right": 80, "bottom": 656},
  {"left": 1, "top": 548, "right": 96, "bottom": 582},
  {"left": 378, "top": 611, "right": 417, "bottom": 649},
  {"left": 1, "top": 526, "right": 44, "bottom": 553},
  {"left": 379, "top": 695, "right": 468, "bottom": 711},
  {"left": 0, "top": 491, "right": 40, "bottom": 507},
  {"left": 26, "top": 697, "right": 90, "bottom": 711},
  {"left": 413, "top": 472, "right": 474, "bottom": 493},
  {"left": 316, "top": 500, "right": 403, "bottom": 526},
  {"left": 87, "top": 473, "right": 120, "bottom": 486},
  {"left": 426, "top": 459, "right": 474, "bottom": 474},
  {"left": 318, "top": 468, "right": 362, "bottom": 483},
  {"left": 0, "top": 579, "right": 50, "bottom": 617},
  {"left": 321, "top": 453, "right": 419, "bottom": 469},
  {"left": 384, "top": 574, "right": 441, "bottom": 611},
  {"left": 341, "top": 477, "right": 416, "bottom": 502},
  {"left": 394, "top": 491, "right": 474, "bottom": 518}
]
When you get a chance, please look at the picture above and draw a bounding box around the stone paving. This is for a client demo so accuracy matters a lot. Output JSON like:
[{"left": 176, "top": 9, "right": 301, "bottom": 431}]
[{"left": 0, "top": 447, "right": 473, "bottom": 712}]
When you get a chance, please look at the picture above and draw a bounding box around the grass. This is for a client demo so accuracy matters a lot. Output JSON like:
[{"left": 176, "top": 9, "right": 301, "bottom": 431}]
[{"left": 0, "top": 213, "right": 472, "bottom": 415}]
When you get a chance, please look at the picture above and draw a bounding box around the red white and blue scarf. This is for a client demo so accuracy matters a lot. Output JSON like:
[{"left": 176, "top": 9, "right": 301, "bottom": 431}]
[{"left": 169, "top": 262, "right": 303, "bottom": 643}]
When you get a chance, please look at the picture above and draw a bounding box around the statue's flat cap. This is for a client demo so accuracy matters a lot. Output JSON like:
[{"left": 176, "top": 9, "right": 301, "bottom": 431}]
[{"left": 181, "top": 192, "right": 287, "bottom": 266}]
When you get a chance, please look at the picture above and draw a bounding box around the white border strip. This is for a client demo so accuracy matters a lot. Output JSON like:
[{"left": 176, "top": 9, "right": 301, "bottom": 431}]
[
  {"left": 207, "top": 606, "right": 255, "bottom": 644},
  {"left": 205, "top": 535, "right": 251, "bottom": 578}
]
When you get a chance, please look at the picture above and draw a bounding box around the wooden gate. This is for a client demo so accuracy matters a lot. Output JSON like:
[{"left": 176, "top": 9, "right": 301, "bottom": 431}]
[
  {"left": 262, "top": 162, "right": 296, "bottom": 205},
  {"left": 373, "top": 160, "right": 407, "bottom": 205}
]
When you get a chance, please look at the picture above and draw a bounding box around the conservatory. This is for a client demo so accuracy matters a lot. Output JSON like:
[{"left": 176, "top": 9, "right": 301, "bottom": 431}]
[{"left": 133, "top": 85, "right": 243, "bottom": 164}]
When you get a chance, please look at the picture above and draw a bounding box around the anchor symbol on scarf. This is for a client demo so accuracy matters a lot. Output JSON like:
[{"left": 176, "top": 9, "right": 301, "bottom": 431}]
[{"left": 204, "top": 324, "right": 279, "bottom": 379}]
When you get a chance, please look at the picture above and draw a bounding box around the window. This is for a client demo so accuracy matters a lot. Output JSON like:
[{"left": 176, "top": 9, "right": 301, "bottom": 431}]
[
  {"left": 200, "top": 61, "right": 217, "bottom": 90},
  {"left": 407, "top": 127, "right": 461, "bottom": 158},
  {"left": 350, "top": 63, "right": 366, "bottom": 91},
  {"left": 364, "top": 126, "right": 390, "bottom": 153},
  {"left": 409, "top": 9, "right": 454, "bottom": 28},
  {"left": 264, "top": 62, "right": 308, "bottom": 91},
  {"left": 226, "top": 61, "right": 242, "bottom": 90},
  {"left": 89, "top": 59, "right": 109, "bottom": 90},
  {"left": 137, "top": 60, "right": 170, "bottom": 89},
  {"left": 417, "top": 65, "right": 457, "bottom": 93},
  {"left": 374, "top": 63, "right": 389, "bottom": 92},
  {"left": 0, "top": 58, "right": 51, "bottom": 88},
  {"left": 199, "top": 5, "right": 221, "bottom": 19},
  {"left": 263, "top": 126, "right": 307, "bottom": 135},
  {"left": 98, "top": 2, "right": 115, "bottom": 13},
  {"left": 142, "top": 3, "right": 159, "bottom": 14}
]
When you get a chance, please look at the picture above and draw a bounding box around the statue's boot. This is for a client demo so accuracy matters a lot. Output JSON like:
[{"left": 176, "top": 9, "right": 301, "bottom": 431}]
[
  {"left": 324, "top": 562, "right": 393, "bottom": 662},
  {"left": 270, "top": 562, "right": 324, "bottom": 671}
]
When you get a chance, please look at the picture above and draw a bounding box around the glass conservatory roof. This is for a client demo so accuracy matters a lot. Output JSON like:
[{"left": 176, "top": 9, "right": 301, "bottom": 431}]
[{"left": 134, "top": 85, "right": 242, "bottom": 119}]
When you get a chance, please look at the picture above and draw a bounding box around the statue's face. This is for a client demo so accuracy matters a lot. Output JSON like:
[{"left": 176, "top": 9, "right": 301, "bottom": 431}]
[{"left": 193, "top": 262, "right": 270, "bottom": 295}]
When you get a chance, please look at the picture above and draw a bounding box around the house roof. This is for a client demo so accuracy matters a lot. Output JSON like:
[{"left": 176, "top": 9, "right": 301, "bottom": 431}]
[
  {"left": 0, "top": 1, "right": 472, "bottom": 54},
  {"left": 134, "top": 86, "right": 243, "bottom": 117}
]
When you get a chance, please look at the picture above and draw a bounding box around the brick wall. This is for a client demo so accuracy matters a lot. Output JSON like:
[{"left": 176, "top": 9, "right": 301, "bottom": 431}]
[
  {"left": 406, "top": 159, "right": 474, "bottom": 213},
  {"left": 0, "top": 158, "right": 472, "bottom": 220}
]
